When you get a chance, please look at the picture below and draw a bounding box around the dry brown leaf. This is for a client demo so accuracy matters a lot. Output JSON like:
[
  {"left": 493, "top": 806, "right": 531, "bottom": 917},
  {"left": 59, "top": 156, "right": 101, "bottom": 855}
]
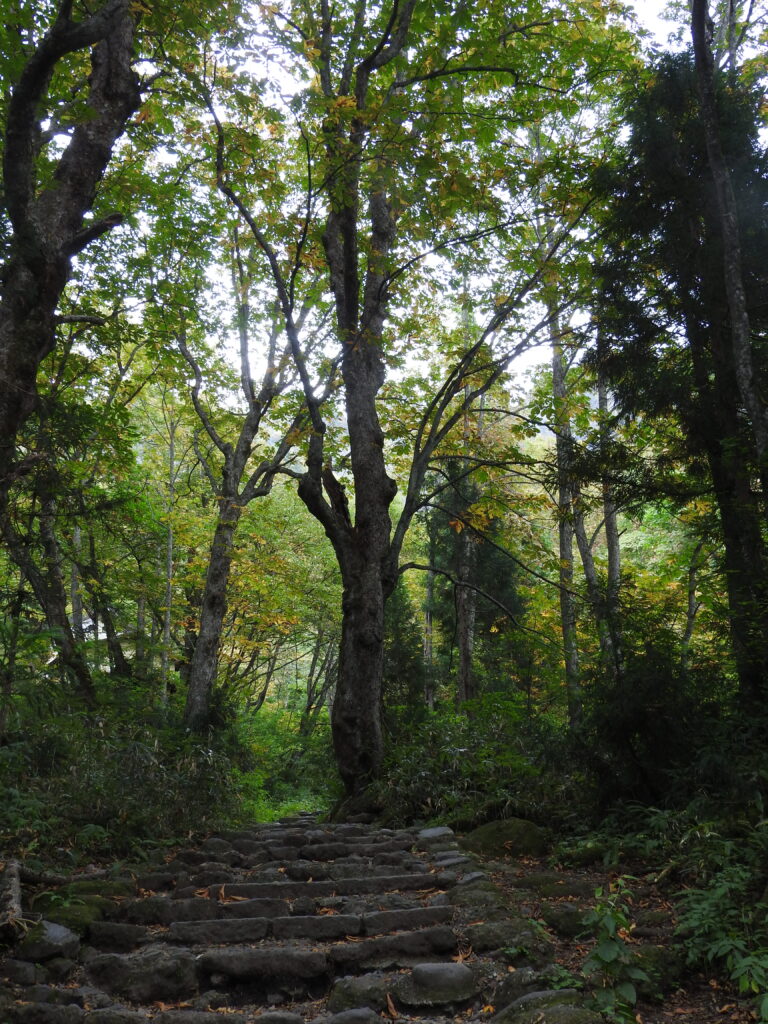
[{"left": 385, "top": 992, "right": 398, "bottom": 1018}]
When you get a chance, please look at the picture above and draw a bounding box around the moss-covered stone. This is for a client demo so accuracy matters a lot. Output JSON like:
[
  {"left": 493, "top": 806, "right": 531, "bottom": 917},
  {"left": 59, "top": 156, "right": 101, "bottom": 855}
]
[
  {"left": 460, "top": 819, "right": 549, "bottom": 858},
  {"left": 467, "top": 918, "right": 552, "bottom": 963},
  {"left": 66, "top": 879, "right": 134, "bottom": 897},
  {"left": 539, "top": 902, "right": 588, "bottom": 938},
  {"left": 492, "top": 991, "right": 599, "bottom": 1024},
  {"left": 508, "top": 872, "right": 595, "bottom": 899},
  {"left": 30, "top": 894, "right": 112, "bottom": 935}
]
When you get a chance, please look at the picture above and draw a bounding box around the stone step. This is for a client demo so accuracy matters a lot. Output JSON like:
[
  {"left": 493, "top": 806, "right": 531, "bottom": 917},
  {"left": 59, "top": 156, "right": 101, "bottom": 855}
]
[
  {"left": 167, "top": 905, "right": 454, "bottom": 945},
  {"left": 207, "top": 873, "right": 446, "bottom": 901},
  {"left": 1, "top": 815, "right": 605, "bottom": 1024}
]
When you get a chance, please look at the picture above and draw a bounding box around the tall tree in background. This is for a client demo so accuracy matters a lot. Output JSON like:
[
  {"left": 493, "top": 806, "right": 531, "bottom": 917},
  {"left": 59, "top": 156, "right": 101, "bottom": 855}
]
[{"left": 596, "top": 53, "right": 768, "bottom": 708}]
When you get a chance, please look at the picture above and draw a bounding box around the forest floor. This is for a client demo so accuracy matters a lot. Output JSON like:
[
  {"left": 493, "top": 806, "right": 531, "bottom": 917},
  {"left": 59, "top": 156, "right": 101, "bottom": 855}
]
[{"left": 488, "top": 852, "right": 756, "bottom": 1024}]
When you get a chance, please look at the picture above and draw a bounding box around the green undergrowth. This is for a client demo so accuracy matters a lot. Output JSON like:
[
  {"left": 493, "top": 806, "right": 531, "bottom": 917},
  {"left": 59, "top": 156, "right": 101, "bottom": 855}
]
[
  {"left": 556, "top": 799, "right": 768, "bottom": 1021},
  {"left": 372, "top": 694, "right": 585, "bottom": 828},
  {"left": 0, "top": 682, "right": 337, "bottom": 867}
]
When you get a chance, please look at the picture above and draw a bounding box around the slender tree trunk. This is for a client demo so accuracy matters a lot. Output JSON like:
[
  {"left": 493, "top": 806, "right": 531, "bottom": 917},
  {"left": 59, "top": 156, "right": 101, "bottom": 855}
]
[
  {"left": 2, "top": 506, "right": 95, "bottom": 705},
  {"left": 551, "top": 319, "right": 582, "bottom": 727},
  {"left": 70, "top": 526, "right": 85, "bottom": 646},
  {"left": 0, "top": 582, "right": 25, "bottom": 740},
  {"left": 183, "top": 502, "right": 241, "bottom": 730},
  {"left": 161, "top": 419, "right": 176, "bottom": 704},
  {"left": 423, "top": 568, "right": 435, "bottom": 710},
  {"left": 572, "top": 496, "right": 620, "bottom": 683},
  {"left": 455, "top": 538, "right": 477, "bottom": 704},
  {"left": 598, "top": 373, "right": 623, "bottom": 674},
  {"left": 335, "top": 550, "right": 389, "bottom": 792},
  {"left": 456, "top": 385, "right": 480, "bottom": 705},
  {"left": 77, "top": 531, "right": 132, "bottom": 680},
  {"left": 135, "top": 592, "right": 146, "bottom": 674},
  {"left": 681, "top": 539, "right": 705, "bottom": 669}
]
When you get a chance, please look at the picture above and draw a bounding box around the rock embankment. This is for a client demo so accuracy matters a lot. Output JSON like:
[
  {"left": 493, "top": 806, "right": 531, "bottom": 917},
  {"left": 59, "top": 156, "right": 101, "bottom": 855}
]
[{"left": 0, "top": 815, "right": 601, "bottom": 1024}]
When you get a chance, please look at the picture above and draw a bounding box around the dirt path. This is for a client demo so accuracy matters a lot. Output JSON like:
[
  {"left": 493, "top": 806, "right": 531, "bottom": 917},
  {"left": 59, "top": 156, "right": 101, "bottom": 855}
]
[{"left": 0, "top": 816, "right": 756, "bottom": 1024}]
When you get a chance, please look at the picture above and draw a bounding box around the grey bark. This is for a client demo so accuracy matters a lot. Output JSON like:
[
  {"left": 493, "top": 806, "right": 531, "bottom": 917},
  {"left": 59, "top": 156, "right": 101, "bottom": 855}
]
[
  {"left": 161, "top": 414, "right": 176, "bottom": 703},
  {"left": 551, "top": 324, "right": 582, "bottom": 728},
  {"left": 598, "top": 373, "right": 623, "bottom": 672},
  {"left": 456, "top": 387, "right": 479, "bottom": 705},
  {"left": 682, "top": 539, "right": 705, "bottom": 669}
]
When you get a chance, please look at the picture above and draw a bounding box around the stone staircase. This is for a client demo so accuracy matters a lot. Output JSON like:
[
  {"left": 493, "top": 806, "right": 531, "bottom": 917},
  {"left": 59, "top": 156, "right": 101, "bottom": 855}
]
[{"left": 0, "top": 815, "right": 600, "bottom": 1024}]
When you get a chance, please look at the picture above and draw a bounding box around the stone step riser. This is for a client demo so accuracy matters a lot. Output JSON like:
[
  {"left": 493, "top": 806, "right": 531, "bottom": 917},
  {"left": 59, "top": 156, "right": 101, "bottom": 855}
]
[{"left": 88, "top": 906, "right": 455, "bottom": 950}]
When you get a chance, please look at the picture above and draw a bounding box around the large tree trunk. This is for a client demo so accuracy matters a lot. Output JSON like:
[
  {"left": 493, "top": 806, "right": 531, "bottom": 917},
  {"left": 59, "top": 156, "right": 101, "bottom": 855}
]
[
  {"left": 335, "top": 552, "right": 388, "bottom": 793},
  {"left": 691, "top": 1, "right": 768, "bottom": 500},
  {"left": 686, "top": 311, "right": 768, "bottom": 706},
  {"left": 0, "top": 3, "right": 140, "bottom": 495}
]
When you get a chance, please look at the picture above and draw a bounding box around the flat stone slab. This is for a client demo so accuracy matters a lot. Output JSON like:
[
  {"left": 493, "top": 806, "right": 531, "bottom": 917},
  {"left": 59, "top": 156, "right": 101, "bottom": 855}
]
[
  {"left": 168, "top": 917, "right": 270, "bottom": 944},
  {"left": 154, "top": 1013, "right": 247, "bottom": 1024},
  {"left": 396, "top": 961, "right": 480, "bottom": 1006},
  {"left": 325, "top": 1010, "right": 381, "bottom": 1024},
  {"left": 271, "top": 914, "right": 362, "bottom": 940},
  {"left": 84, "top": 1012, "right": 149, "bottom": 1024},
  {"left": 220, "top": 897, "right": 289, "bottom": 918},
  {"left": 198, "top": 947, "right": 329, "bottom": 982},
  {"left": 361, "top": 906, "right": 453, "bottom": 935},
  {"left": 88, "top": 922, "right": 149, "bottom": 952},
  {"left": 119, "top": 897, "right": 218, "bottom": 925},
  {"left": 217, "top": 874, "right": 438, "bottom": 900},
  {"left": 328, "top": 925, "right": 457, "bottom": 968}
]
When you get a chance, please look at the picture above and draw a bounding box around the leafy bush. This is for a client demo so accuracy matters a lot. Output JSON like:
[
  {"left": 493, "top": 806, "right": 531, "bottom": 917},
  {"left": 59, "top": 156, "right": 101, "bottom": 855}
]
[
  {"left": 372, "top": 694, "right": 580, "bottom": 827},
  {"left": 676, "top": 824, "right": 768, "bottom": 1021},
  {"left": 582, "top": 878, "right": 650, "bottom": 1021}
]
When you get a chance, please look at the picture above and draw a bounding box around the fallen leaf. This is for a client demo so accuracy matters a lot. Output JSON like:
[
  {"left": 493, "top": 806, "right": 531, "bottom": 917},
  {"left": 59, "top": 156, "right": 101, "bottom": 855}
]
[{"left": 386, "top": 992, "right": 397, "bottom": 1018}]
